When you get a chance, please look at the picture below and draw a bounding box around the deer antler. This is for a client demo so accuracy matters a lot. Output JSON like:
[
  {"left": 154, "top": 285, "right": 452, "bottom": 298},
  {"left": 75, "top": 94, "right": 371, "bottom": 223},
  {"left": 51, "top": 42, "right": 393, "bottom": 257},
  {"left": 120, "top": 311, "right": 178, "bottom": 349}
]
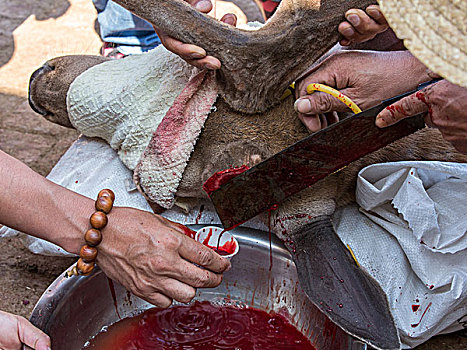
[{"left": 113, "top": 0, "right": 376, "bottom": 113}]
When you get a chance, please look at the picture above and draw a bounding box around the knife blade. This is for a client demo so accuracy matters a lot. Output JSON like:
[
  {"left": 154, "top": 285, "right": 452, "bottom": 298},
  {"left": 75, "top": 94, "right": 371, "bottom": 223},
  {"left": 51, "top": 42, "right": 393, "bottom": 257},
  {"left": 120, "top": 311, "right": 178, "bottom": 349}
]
[{"left": 209, "top": 80, "right": 439, "bottom": 229}]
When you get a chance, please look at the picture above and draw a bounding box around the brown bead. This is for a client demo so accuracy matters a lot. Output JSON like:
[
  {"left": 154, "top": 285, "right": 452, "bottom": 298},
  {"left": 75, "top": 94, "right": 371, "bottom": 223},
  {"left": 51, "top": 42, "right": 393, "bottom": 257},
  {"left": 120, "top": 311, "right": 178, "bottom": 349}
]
[
  {"left": 85, "top": 229, "right": 102, "bottom": 247},
  {"left": 80, "top": 245, "right": 98, "bottom": 262},
  {"left": 95, "top": 196, "right": 113, "bottom": 213},
  {"left": 77, "top": 258, "right": 95, "bottom": 275},
  {"left": 98, "top": 189, "right": 115, "bottom": 203},
  {"left": 90, "top": 211, "right": 108, "bottom": 229}
]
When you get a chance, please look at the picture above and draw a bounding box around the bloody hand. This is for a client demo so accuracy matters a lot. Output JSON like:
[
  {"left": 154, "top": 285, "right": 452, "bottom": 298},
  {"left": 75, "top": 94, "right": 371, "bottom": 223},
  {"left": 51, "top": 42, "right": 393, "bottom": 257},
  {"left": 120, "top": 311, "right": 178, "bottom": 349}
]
[
  {"left": 376, "top": 80, "right": 467, "bottom": 154},
  {"left": 97, "top": 208, "right": 231, "bottom": 307},
  {"left": 295, "top": 50, "right": 431, "bottom": 132}
]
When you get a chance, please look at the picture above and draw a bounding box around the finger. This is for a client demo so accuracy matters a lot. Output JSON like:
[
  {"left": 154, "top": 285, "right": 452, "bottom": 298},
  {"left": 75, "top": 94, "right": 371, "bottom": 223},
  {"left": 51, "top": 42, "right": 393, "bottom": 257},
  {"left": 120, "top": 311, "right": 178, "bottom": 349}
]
[
  {"left": 375, "top": 92, "right": 428, "bottom": 128},
  {"left": 190, "top": 0, "right": 213, "bottom": 13},
  {"left": 136, "top": 290, "right": 173, "bottom": 308},
  {"left": 346, "top": 9, "right": 384, "bottom": 35},
  {"left": 186, "top": 56, "right": 222, "bottom": 70},
  {"left": 159, "top": 33, "right": 221, "bottom": 70},
  {"left": 294, "top": 92, "right": 351, "bottom": 116},
  {"left": 17, "top": 316, "right": 51, "bottom": 350},
  {"left": 298, "top": 114, "right": 321, "bottom": 133},
  {"left": 179, "top": 235, "right": 231, "bottom": 273},
  {"left": 175, "top": 258, "right": 223, "bottom": 288},
  {"left": 327, "top": 111, "right": 340, "bottom": 125},
  {"left": 341, "top": 8, "right": 388, "bottom": 42},
  {"left": 159, "top": 33, "right": 206, "bottom": 59},
  {"left": 323, "top": 112, "right": 340, "bottom": 128},
  {"left": 338, "top": 22, "right": 356, "bottom": 41},
  {"left": 220, "top": 13, "right": 237, "bottom": 26},
  {"left": 157, "top": 278, "right": 197, "bottom": 303},
  {"left": 320, "top": 114, "right": 328, "bottom": 129},
  {"left": 366, "top": 5, "right": 388, "bottom": 26},
  {"left": 339, "top": 38, "right": 352, "bottom": 46},
  {"left": 296, "top": 65, "right": 339, "bottom": 99}
]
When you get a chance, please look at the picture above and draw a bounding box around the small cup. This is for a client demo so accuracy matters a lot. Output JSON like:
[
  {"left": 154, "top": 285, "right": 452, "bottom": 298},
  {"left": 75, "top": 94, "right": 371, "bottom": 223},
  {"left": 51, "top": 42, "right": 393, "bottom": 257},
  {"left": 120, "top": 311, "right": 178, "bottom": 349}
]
[{"left": 195, "top": 226, "right": 239, "bottom": 258}]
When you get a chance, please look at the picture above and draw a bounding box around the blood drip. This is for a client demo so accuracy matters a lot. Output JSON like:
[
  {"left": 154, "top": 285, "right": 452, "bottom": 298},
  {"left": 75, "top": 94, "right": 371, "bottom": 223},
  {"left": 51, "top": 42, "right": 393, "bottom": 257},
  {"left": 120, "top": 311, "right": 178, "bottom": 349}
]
[
  {"left": 84, "top": 301, "right": 315, "bottom": 350},
  {"left": 267, "top": 204, "right": 279, "bottom": 271},
  {"left": 195, "top": 205, "right": 205, "bottom": 225},
  {"left": 202, "top": 228, "right": 236, "bottom": 256},
  {"left": 107, "top": 278, "right": 121, "bottom": 319}
]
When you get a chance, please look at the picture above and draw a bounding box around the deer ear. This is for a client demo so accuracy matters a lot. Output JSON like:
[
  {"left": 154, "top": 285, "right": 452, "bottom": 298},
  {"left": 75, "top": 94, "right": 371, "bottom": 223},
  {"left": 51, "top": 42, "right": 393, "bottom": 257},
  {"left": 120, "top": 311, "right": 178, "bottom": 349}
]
[{"left": 113, "top": 0, "right": 377, "bottom": 113}]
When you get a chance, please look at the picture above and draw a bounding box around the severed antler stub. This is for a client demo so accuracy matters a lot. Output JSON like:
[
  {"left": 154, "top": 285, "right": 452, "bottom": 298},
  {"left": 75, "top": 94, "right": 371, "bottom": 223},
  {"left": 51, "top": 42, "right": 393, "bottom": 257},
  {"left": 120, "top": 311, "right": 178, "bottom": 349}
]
[{"left": 113, "top": 0, "right": 376, "bottom": 113}]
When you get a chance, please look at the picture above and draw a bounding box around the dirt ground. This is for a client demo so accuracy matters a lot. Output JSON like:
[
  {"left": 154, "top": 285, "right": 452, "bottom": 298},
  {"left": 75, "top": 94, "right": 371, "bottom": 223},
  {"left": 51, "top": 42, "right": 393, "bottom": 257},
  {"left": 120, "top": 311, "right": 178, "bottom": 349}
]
[{"left": 0, "top": 0, "right": 465, "bottom": 349}]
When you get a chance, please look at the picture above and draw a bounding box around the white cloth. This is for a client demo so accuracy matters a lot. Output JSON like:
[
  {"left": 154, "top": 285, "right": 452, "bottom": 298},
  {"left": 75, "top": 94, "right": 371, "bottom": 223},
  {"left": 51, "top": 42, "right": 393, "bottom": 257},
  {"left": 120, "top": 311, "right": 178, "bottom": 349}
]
[
  {"left": 67, "top": 45, "right": 194, "bottom": 171},
  {"left": 1, "top": 138, "right": 465, "bottom": 348}
]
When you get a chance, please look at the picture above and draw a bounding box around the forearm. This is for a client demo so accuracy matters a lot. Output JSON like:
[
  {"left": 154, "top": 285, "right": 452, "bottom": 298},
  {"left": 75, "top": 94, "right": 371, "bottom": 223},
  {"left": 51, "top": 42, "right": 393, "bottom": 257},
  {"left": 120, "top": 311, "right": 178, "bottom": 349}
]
[
  {"left": 384, "top": 50, "right": 433, "bottom": 87},
  {"left": 0, "top": 150, "right": 92, "bottom": 254}
]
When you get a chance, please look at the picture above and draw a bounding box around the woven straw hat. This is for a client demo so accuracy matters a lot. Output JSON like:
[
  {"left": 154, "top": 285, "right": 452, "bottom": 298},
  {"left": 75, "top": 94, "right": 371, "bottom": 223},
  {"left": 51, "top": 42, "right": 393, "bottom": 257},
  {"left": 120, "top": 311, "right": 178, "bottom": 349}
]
[{"left": 378, "top": 0, "right": 466, "bottom": 87}]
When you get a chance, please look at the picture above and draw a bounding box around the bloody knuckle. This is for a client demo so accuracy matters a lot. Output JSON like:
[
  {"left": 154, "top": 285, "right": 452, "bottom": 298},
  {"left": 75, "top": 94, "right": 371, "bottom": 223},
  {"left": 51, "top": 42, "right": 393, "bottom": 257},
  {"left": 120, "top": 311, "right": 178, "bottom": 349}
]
[
  {"left": 193, "top": 273, "right": 209, "bottom": 287},
  {"left": 164, "top": 235, "right": 181, "bottom": 249},
  {"left": 400, "top": 98, "right": 419, "bottom": 116},
  {"left": 152, "top": 256, "right": 169, "bottom": 271},
  {"left": 180, "top": 289, "right": 196, "bottom": 303},
  {"left": 154, "top": 296, "right": 172, "bottom": 308},
  {"left": 134, "top": 284, "right": 147, "bottom": 296},
  {"left": 197, "top": 250, "right": 214, "bottom": 266}
]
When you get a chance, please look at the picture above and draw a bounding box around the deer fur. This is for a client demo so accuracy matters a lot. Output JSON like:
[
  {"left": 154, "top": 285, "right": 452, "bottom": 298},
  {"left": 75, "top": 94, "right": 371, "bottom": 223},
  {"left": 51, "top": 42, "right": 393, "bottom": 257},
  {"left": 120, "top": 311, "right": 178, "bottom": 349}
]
[{"left": 112, "top": 0, "right": 376, "bottom": 112}]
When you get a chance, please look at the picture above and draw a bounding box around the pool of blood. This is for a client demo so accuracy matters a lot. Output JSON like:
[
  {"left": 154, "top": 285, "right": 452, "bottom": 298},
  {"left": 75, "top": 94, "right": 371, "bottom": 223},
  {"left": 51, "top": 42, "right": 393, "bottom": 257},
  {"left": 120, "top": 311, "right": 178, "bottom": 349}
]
[{"left": 84, "top": 301, "right": 315, "bottom": 350}]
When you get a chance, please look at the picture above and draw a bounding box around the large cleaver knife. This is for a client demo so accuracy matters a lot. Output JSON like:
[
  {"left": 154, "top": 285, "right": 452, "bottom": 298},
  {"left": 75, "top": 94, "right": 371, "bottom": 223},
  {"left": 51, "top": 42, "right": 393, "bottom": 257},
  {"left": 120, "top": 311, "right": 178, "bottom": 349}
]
[
  {"left": 208, "top": 81, "right": 438, "bottom": 350},
  {"left": 209, "top": 80, "right": 437, "bottom": 229}
]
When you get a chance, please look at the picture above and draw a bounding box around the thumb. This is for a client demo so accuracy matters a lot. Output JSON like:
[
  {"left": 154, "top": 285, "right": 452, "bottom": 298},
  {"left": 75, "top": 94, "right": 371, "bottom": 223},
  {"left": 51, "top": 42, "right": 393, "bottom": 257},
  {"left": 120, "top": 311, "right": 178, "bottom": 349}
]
[
  {"left": 294, "top": 90, "right": 350, "bottom": 116},
  {"left": 375, "top": 90, "right": 429, "bottom": 128},
  {"left": 17, "top": 316, "right": 51, "bottom": 350}
]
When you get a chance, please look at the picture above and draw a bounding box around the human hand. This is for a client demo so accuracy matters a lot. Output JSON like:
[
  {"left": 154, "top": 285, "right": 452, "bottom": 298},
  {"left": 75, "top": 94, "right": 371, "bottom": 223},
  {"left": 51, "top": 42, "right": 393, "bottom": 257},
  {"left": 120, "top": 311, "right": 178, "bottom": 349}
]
[
  {"left": 97, "top": 207, "right": 231, "bottom": 307},
  {"left": 0, "top": 310, "right": 51, "bottom": 350},
  {"left": 154, "top": 0, "right": 237, "bottom": 70},
  {"left": 339, "top": 5, "right": 389, "bottom": 46},
  {"left": 294, "top": 50, "right": 430, "bottom": 132},
  {"left": 376, "top": 80, "right": 467, "bottom": 154}
]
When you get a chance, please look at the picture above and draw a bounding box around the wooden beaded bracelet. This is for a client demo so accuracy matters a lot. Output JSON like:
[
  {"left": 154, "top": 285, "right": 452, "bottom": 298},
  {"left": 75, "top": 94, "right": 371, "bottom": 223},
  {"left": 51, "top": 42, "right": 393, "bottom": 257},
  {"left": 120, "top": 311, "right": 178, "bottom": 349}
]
[{"left": 66, "top": 189, "right": 115, "bottom": 277}]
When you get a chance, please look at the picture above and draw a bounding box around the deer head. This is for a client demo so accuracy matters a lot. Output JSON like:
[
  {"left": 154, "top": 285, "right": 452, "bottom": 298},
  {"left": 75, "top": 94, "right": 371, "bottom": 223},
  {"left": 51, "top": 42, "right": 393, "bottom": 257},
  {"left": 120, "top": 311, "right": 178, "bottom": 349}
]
[{"left": 113, "top": 0, "right": 376, "bottom": 113}]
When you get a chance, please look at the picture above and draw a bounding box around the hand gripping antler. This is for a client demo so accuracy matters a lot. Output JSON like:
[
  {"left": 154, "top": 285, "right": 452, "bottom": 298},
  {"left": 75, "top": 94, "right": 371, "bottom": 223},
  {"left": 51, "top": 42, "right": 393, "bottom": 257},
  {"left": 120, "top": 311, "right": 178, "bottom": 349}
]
[{"left": 112, "top": 0, "right": 375, "bottom": 110}]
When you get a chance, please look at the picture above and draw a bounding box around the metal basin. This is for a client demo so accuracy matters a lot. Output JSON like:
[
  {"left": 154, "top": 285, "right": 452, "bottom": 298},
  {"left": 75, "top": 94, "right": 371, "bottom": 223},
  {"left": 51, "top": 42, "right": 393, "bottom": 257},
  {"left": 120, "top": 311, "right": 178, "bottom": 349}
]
[{"left": 30, "top": 225, "right": 367, "bottom": 350}]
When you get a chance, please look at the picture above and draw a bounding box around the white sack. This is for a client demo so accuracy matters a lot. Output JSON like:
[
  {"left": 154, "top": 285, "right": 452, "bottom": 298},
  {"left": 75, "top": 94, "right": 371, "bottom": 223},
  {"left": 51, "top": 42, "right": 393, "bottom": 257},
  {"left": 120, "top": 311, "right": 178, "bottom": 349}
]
[{"left": 334, "top": 162, "right": 467, "bottom": 348}]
